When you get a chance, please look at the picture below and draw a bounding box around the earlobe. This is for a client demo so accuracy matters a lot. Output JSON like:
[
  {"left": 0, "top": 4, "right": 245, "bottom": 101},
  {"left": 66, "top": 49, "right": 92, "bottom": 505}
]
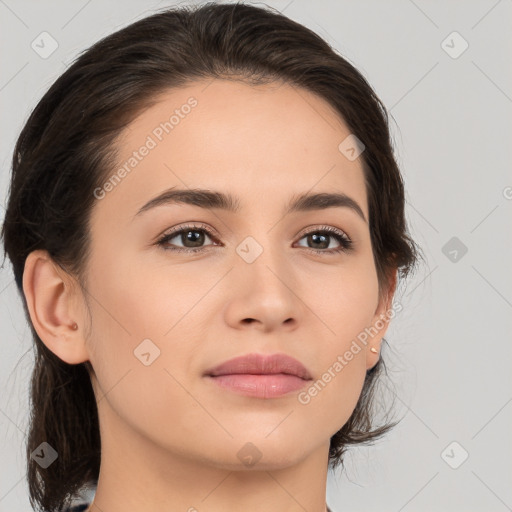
[
  {"left": 366, "top": 268, "right": 398, "bottom": 370},
  {"left": 22, "top": 249, "right": 90, "bottom": 365}
]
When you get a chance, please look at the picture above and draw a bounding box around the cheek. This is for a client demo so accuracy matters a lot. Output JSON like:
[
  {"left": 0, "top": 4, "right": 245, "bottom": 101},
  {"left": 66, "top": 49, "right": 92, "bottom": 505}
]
[
  {"left": 84, "top": 260, "right": 206, "bottom": 419},
  {"left": 84, "top": 279, "right": 206, "bottom": 453},
  {"left": 295, "top": 352, "right": 367, "bottom": 444},
  {"left": 307, "top": 253, "right": 380, "bottom": 345},
  {"left": 86, "top": 247, "right": 205, "bottom": 348},
  {"left": 294, "top": 271, "right": 376, "bottom": 429},
  {"left": 283, "top": 257, "right": 379, "bottom": 434}
]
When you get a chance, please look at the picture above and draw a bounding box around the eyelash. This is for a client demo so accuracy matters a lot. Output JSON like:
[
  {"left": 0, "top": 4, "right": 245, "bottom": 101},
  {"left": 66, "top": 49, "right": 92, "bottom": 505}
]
[{"left": 156, "top": 223, "right": 353, "bottom": 255}]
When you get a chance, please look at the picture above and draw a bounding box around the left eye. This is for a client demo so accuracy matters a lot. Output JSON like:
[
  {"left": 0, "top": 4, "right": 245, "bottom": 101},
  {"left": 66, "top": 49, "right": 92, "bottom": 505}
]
[
  {"left": 156, "top": 224, "right": 353, "bottom": 254},
  {"left": 295, "top": 230, "right": 351, "bottom": 252}
]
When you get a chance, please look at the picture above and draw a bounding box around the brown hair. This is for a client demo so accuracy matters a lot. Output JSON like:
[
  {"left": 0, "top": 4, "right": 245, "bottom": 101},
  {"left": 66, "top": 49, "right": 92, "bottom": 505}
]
[{"left": 1, "top": 3, "right": 421, "bottom": 511}]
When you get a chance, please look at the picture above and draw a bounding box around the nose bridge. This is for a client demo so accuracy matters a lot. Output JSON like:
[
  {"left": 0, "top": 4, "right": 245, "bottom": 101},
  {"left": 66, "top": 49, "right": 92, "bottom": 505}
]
[
  {"left": 218, "top": 211, "right": 310, "bottom": 331},
  {"left": 228, "top": 230, "right": 300, "bottom": 330},
  {"left": 234, "top": 228, "right": 294, "bottom": 295}
]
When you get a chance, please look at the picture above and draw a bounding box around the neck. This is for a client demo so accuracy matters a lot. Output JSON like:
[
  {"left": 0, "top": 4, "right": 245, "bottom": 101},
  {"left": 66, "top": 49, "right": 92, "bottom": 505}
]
[{"left": 85, "top": 401, "right": 331, "bottom": 512}]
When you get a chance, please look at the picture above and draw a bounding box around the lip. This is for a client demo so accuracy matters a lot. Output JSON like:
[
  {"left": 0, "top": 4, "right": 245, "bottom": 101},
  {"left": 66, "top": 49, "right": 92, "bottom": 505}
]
[{"left": 204, "top": 353, "right": 313, "bottom": 399}]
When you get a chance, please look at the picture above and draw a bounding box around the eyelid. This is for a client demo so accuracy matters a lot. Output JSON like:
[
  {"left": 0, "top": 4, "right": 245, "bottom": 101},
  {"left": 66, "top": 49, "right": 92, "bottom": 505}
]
[
  {"left": 295, "top": 224, "right": 351, "bottom": 241},
  {"left": 156, "top": 222, "right": 354, "bottom": 253},
  {"left": 159, "top": 222, "right": 221, "bottom": 242},
  {"left": 160, "top": 223, "right": 351, "bottom": 241}
]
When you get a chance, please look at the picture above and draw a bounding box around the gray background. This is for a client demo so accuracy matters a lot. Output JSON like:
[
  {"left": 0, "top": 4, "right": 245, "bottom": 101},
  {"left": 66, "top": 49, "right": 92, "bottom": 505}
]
[{"left": 1, "top": 1, "right": 511, "bottom": 511}]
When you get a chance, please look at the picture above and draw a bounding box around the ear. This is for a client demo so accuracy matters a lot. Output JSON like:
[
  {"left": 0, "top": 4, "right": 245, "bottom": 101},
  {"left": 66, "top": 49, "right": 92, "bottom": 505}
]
[
  {"left": 366, "top": 268, "right": 398, "bottom": 370},
  {"left": 22, "top": 249, "right": 90, "bottom": 365}
]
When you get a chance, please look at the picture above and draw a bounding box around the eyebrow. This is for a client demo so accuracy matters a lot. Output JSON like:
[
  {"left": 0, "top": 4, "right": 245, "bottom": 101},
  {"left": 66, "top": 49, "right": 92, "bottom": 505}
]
[{"left": 134, "top": 188, "right": 367, "bottom": 223}]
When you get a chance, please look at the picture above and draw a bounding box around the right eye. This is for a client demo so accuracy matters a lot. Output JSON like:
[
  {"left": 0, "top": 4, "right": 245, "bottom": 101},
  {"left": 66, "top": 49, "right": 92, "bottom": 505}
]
[{"left": 156, "top": 224, "right": 221, "bottom": 253}]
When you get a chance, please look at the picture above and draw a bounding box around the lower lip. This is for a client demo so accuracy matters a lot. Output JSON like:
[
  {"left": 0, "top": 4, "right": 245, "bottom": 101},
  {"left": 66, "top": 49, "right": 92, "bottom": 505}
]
[{"left": 206, "top": 374, "right": 310, "bottom": 398}]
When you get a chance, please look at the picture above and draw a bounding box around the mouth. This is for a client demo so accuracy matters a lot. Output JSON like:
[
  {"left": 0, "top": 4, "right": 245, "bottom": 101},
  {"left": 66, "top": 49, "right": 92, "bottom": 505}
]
[{"left": 204, "top": 352, "right": 313, "bottom": 399}]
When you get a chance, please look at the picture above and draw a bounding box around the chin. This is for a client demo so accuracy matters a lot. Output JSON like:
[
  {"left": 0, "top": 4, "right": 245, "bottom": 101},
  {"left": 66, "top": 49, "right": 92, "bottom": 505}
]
[{"left": 200, "top": 438, "right": 312, "bottom": 472}]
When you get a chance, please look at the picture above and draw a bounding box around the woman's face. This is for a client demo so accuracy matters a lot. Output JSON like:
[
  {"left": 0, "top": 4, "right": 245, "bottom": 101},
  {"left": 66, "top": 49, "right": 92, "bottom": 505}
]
[{"left": 82, "top": 78, "right": 393, "bottom": 470}]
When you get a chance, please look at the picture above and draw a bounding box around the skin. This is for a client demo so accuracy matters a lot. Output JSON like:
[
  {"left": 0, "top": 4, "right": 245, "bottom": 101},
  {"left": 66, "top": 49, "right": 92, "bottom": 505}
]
[{"left": 23, "top": 79, "right": 396, "bottom": 512}]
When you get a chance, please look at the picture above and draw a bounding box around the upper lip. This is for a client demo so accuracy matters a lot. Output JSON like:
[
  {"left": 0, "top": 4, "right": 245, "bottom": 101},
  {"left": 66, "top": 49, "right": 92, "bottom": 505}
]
[{"left": 204, "top": 353, "right": 313, "bottom": 380}]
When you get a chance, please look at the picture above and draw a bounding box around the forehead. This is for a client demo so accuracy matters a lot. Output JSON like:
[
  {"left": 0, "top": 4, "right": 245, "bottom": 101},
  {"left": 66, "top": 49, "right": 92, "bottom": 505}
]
[{"left": 91, "top": 79, "right": 368, "bottom": 224}]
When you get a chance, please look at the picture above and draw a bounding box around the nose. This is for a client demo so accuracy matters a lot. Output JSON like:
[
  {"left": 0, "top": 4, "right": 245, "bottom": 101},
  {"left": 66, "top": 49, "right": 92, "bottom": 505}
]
[{"left": 223, "top": 239, "right": 303, "bottom": 333}]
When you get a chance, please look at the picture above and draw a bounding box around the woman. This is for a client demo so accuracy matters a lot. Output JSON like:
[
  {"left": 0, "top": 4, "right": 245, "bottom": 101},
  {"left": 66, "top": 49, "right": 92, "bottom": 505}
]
[{"left": 1, "top": 2, "right": 420, "bottom": 511}]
